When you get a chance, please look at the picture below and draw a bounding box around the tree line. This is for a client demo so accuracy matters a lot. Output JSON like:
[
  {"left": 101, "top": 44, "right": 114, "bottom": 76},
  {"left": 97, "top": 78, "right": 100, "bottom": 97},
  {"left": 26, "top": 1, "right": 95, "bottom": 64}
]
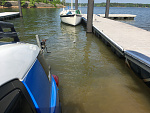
[
  {"left": 66, "top": 3, "right": 150, "bottom": 8},
  {"left": 0, "top": 0, "right": 63, "bottom": 7}
]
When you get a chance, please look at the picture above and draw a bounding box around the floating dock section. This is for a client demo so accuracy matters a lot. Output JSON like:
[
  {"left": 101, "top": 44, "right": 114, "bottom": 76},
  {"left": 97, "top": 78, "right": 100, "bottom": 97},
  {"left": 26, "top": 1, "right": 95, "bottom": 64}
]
[
  {"left": 97, "top": 14, "right": 136, "bottom": 20},
  {"left": 0, "top": 12, "right": 20, "bottom": 20},
  {"left": 82, "top": 14, "right": 150, "bottom": 87}
]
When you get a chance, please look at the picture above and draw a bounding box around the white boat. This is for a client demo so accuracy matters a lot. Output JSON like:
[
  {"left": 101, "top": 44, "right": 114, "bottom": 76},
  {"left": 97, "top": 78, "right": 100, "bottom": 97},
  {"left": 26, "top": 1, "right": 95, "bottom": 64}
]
[{"left": 60, "top": 0, "right": 82, "bottom": 26}]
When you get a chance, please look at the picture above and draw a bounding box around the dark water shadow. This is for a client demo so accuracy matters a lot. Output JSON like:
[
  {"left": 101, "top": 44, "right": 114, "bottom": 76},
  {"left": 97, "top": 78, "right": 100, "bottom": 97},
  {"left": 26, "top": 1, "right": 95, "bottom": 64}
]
[
  {"left": 120, "top": 50, "right": 150, "bottom": 100},
  {"left": 125, "top": 67, "right": 150, "bottom": 101}
]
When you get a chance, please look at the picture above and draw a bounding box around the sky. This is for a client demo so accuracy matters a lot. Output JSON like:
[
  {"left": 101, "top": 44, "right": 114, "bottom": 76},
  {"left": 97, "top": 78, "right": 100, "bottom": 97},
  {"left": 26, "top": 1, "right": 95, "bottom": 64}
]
[{"left": 65, "top": 0, "right": 150, "bottom": 4}]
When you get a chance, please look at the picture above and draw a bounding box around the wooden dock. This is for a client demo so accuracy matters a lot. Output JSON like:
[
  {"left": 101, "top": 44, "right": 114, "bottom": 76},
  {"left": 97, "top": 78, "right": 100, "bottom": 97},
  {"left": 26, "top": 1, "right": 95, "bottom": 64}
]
[
  {"left": 97, "top": 14, "right": 136, "bottom": 20},
  {"left": 82, "top": 14, "right": 150, "bottom": 87},
  {"left": 0, "top": 12, "right": 20, "bottom": 20}
]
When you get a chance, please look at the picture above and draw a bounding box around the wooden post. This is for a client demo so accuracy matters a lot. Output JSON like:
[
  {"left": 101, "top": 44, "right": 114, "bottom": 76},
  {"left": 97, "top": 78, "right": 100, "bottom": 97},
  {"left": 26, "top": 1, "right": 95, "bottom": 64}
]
[
  {"left": 105, "top": 0, "right": 110, "bottom": 18},
  {"left": 87, "top": 0, "right": 94, "bottom": 33},
  {"left": 75, "top": 0, "right": 78, "bottom": 10},
  {"left": 18, "top": 0, "right": 23, "bottom": 17}
]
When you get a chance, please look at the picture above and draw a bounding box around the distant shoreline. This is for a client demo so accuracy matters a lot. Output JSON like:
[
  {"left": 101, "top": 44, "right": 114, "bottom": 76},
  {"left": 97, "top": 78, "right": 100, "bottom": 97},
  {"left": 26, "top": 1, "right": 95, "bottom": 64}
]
[
  {"left": 0, "top": 6, "right": 65, "bottom": 9},
  {"left": 0, "top": 1, "right": 65, "bottom": 8},
  {"left": 66, "top": 3, "right": 150, "bottom": 8}
]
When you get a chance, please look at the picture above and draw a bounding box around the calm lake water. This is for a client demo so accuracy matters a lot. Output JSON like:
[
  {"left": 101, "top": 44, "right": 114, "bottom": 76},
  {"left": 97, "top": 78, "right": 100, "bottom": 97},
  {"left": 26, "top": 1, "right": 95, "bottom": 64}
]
[{"left": 1, "top": 7, "right": 150, "bottom": 113}]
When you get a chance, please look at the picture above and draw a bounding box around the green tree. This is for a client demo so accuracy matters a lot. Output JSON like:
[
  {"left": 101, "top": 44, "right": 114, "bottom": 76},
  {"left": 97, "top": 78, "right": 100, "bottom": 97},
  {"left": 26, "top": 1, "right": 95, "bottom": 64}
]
[{"left": 1, "top": 0, "right": 5, "bottom": 6}]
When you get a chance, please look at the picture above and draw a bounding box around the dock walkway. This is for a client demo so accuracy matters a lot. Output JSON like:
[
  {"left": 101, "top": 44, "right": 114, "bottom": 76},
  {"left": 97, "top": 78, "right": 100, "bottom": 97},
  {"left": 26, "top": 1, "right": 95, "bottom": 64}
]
[
  {"left": 97, "top": 14, "right": 136, "bottom": 20},
  {"left": 82, "top": 14, "right": 150, "bottom": 86},
  {"left": 0, "top": 12, "right": 20, "bottom": 20}
]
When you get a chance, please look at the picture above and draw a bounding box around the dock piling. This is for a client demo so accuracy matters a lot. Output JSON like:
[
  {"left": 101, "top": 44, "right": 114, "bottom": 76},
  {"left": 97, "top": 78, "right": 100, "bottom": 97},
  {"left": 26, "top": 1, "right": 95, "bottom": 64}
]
[
  {"left": 18, "top": 0, "right": 23, "bottom": 17},
  {"left": 105, "top": 0, "right": 110, "bottom": 18},
  {"left": 87, "top": 0, "right": 94, "bottom": 33},
  {"left": 75, "top": 0, "right": 78, "bottom": 10}
]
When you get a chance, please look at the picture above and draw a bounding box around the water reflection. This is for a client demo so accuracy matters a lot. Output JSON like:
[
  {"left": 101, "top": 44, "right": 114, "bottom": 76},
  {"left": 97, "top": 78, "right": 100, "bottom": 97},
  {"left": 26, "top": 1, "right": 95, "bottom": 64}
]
[{"left": 60, "top": 23, "right": 80, "bottom": 43}]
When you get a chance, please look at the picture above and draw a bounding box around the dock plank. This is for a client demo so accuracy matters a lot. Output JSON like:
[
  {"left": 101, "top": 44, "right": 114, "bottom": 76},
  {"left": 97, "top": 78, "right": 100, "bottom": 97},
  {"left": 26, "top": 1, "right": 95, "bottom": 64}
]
[
  {"left": 97, "top": 14, "right": 136, "bottom": 19},
  {"left": 99, "top": 14, "right": 136, "bottom": 17}
]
